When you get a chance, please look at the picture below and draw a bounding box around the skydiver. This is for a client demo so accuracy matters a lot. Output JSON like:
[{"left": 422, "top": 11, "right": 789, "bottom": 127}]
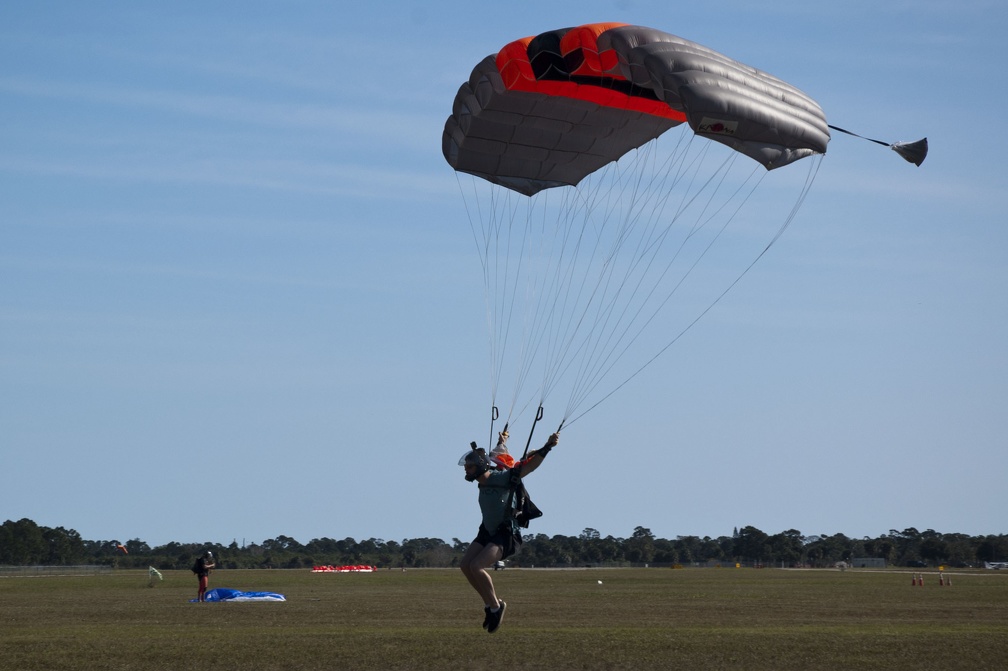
[
  {"left": 459, "top": 429, "right": 558, "bottom": 633},
  {"left": 194, "top": 550, "right": 216, "bottom": 602}
]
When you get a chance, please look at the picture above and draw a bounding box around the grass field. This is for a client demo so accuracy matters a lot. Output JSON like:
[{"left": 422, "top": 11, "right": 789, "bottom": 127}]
[{"left": 2, "top": 567, "right": 1006, "bottom": 670}]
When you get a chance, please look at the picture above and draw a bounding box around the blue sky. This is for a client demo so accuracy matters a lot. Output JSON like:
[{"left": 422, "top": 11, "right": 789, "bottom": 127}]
[{"left": 2, "top": 1, "right": 1005, "bottom": 549}]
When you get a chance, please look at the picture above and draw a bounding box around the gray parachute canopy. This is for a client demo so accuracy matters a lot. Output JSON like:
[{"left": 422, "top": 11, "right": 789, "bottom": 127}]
[{"left": 443, "top": 23, "right": 831, "bottom": 196}]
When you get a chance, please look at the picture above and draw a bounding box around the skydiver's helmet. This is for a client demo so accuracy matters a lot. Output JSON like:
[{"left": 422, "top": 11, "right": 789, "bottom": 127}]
[{"left": 459, "top": 443, "right": 492, "bottom": 481}]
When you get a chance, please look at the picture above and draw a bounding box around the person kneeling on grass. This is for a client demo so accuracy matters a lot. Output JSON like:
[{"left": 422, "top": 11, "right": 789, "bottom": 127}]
[{"left": 458, "top": 430, "right": 558, "bottom": 633}]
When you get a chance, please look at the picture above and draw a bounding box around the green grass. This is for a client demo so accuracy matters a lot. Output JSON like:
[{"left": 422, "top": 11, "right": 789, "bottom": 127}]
[{"left": 2, "top": 568, "right": 1006, "bottom": 670}]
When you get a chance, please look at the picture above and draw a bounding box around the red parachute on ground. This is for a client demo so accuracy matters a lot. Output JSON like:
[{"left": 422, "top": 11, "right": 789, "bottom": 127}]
[{"left": 311, "top": 565, "right": 377, "bottom": 573}]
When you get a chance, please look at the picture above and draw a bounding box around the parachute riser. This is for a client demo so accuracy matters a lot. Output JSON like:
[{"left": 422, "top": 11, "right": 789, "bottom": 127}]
[
  {"left": 521, "top": 405, "right": 545, "bottom": 460},
  {"left": 828, "top": 124, "right": 928, "bottom": 166},
  {"left": 488, "top": 406, "right": 500, "bottom": 456}
]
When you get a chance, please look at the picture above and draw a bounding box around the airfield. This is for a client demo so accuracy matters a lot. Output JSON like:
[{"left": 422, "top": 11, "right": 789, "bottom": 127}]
[{"left": 3, "top": 566, "right": 1006, "bottom": 670}]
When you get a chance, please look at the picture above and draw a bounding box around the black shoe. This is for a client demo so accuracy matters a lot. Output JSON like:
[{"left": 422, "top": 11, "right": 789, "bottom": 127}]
[
  {"left": 487, "top": 601, "right": 506, "bottom": 634},
  {"left": 482, "top": 606, "right": 491, "bottom": 629}
]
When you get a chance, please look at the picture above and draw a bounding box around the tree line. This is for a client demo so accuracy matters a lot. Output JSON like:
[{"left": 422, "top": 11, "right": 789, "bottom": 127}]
[{"left": 2, "top": 518, "right": 1005, "bottom": 570}]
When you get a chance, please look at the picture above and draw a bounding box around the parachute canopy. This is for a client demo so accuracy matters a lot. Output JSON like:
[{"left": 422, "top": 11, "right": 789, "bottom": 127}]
[
  {"left": 443, "top": 23, "right": 830, "bottom": 196},
  {"left": 311, "top": 565, "right": 377, "bottom": 573},
  {"left": 444, "top": 24, "right": 925, "bottom": 434},
  {"left": 192, "top": 588, "right": 286, "bottom": 602}
]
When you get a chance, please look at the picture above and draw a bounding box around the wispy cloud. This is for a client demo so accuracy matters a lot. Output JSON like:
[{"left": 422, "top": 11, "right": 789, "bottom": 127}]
[
  {"left": 0, "top": 76, "right": 436, "bottom": 146},
  {"left": 0, "top": 151, "right": 453, "bottom": 201}
]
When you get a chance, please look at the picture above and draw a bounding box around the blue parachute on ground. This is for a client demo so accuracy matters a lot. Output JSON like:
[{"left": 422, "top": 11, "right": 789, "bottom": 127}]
[{"left": 191, "top": 588, "right": 286, "bottom": 602}]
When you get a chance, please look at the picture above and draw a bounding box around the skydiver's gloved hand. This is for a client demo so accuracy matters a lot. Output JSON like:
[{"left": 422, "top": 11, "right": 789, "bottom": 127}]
[
  {"left": 538, "top": 432, "right": 559, "bottom": 457},
  {"left": 490, "top": 429, "right": 515, "bottom": 468}
]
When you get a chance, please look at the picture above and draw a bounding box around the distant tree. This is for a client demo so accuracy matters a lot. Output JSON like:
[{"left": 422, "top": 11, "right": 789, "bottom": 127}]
[
  {"left": 768, "top": 529, "right": 803, "bottom": 566},
  {"left": 652, "top": 537, "right": 678, "bottom": 564},
  {"left": 263, "top": 535, "right": 302, "bottom": 552},
  {"left": 825, "top": 533, "right": 853, "bottom": 564},
  {"left": 626, "top": 526, "right": 656, "bottom": 564},
  {"left": 518, "top": 533, "right": 554, "bottom": 566},
  {"left": 888, "top": 528, "right": 922, "bottom": 565},
  {"left": 44, "top": 526, "right": 87, "bottom": 564},
  {"left": 1, "top": 519, "right": 46, "bottom": 564},
  {"left": 599, "top": 535, "right": 624, "bottom": 563},
  {"left": 976, "top": 535, "right": 1008, "bottom": 563},
  {"left": 377, "top": 539, "right": 401, "bottom": 567},
  {"left": 671, "top": 536, "right": 697, "bottom": 564},
  {"left": 734, "top": 526, "right": 769, "bottom": 564},
  {"left": 697, "top": 537, "right": 722, "bottom": 563},
  {"left": 2, "top": 517, "right": 1003, "bottom": 571},
  {"left": 717, "top": 535, "right": 735, "bottom": 560},
  {"left": 940, "top": 533, "right": 974, "bottom": 566},
  {"left": 919, "top": 536, "right": 948, "bottom": 565},
  {"left": 803, "top": 533, "right": 851, "bottom": 566},
  {"left": 0, "top": 523, "right": 11, "bottom": 563},
  {"left": 579, "top": 529, "right": 606, "bottom": 564},
  {"left": 304, "top": 537, "right": 338, "bottom": 555},
  {"left": 401, "top": 538, "right": 452, "bottom": 567},
  {"left": 862, "top": 536, "right": 896, "bottom": 565}
]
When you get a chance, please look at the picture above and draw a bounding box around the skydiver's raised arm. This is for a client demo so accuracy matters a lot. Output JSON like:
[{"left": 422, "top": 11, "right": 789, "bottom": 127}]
[{"left": 517, "top": 432, "right": 558, "bottom": 477}]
